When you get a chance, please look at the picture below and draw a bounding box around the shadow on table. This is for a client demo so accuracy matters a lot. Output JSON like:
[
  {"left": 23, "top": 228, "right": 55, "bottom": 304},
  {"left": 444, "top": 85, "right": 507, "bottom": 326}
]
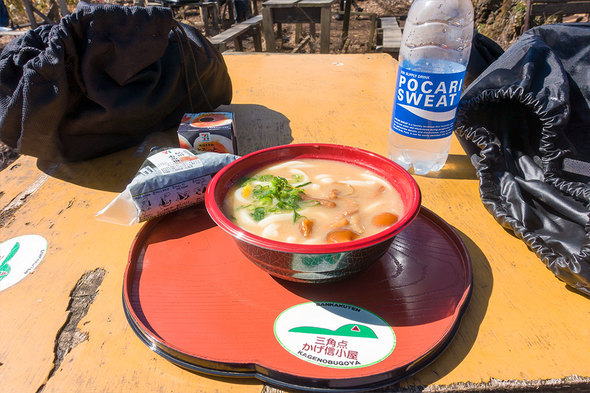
[
  {"left": 35, "top": 104, "right": 293, "bottom": 192},
  {"left": 374, "top": 227, "right": 493, "bottom": 391},
  {"left": 409, "top": 154, "right": 479, "bottom": 181},
  {"left": 218, "top": 104, "right": 294, "bottom": 155}
]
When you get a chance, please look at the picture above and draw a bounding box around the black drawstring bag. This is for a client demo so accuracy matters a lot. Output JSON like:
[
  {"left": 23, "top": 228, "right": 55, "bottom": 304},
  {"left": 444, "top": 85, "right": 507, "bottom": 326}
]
[
  {"left": 0, "top": 2, "right": 232, "bottom": 162},
  {"left": 464, "top": 32, "right": 505, "bottom": 88},
  {"left": 0, "top": 0, "right": 9, "bottom": 27},
  {"left": 456, "top": 24, "right": 590, "bottom": 296}
]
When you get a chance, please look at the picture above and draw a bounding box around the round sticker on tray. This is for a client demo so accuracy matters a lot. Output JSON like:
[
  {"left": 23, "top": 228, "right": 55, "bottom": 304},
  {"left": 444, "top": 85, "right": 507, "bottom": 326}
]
[
  {"left": 0, "top": 235, "right": 47, "bottom": 292},
  {"left": 274, "top": 302, "right": 396, "bottom": 368}
]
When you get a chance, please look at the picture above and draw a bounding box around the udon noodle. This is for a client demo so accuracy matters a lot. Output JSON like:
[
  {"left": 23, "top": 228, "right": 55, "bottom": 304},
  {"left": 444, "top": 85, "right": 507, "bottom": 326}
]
[{"left": 223, "top": 159, "right": 404, "bottom": 244}]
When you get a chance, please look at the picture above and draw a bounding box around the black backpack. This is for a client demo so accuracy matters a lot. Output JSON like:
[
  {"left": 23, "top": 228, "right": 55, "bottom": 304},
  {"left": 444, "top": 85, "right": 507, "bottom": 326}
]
[
  {"left": 456, "top": 24, "right": 590, "bottom": 296},
  {"left": 0, "top": 2, "right": 232, "bottom": 161}
]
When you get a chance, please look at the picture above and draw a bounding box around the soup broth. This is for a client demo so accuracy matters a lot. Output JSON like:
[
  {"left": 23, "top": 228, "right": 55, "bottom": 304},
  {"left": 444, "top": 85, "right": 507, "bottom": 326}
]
[{"left": 223, "top": 159, "right": 405, "bottom": 244}]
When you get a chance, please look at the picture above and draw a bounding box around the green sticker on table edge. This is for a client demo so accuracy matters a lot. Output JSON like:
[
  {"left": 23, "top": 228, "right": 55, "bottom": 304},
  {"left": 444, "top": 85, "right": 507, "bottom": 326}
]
[{"left": 0, "top": 235, "right": 47, "bottom": 292}]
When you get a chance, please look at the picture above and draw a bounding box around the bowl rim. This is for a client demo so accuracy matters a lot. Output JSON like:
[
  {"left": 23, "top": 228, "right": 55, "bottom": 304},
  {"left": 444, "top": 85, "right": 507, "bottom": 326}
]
[{"left": 205, "top": 143, "right": 422, "bottom": 254}]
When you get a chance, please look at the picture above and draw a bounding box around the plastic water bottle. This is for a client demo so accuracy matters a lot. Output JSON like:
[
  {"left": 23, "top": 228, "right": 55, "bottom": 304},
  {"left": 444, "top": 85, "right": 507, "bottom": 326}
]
[{"left": 388, "top": 0, "right": 474, "bottom": 175}]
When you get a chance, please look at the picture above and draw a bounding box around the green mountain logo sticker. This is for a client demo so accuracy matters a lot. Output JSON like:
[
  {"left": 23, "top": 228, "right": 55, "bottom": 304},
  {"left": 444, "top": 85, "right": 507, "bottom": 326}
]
[
  {"left": 0, "top": 235, "right": 47, "bottom": 292},
  {"left": 0, "top": 242, "right": 19, "bottom": 281},
  {"left": 274, "top": 302, "right": 396, "bottom": 369},
  {"left": 289, "top": 324, "right": 378, "bottom": 339}
]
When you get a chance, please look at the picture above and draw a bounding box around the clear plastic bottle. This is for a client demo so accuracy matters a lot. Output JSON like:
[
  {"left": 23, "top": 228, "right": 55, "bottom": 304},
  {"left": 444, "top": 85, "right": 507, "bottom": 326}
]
[{"left": 388, "top": 0, "right": 474, "bottom": 175}]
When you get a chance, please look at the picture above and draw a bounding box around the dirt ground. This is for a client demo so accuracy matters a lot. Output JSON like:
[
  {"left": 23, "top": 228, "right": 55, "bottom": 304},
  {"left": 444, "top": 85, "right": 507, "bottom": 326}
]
[
  {"left": 179, "top": 0, "right": 411, "bottom": 53},
  {"left": 0, "top": 141, "right": 19, "bottom": 171},
  {"left": 0, "top": 0, "right": 411, "bottom": 54}
]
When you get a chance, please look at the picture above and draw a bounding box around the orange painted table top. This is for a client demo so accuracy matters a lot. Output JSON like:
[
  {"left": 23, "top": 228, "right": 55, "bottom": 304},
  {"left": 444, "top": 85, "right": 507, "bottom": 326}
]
[{"left": 0, "top": 54, "right": 589, "bottom": 393}]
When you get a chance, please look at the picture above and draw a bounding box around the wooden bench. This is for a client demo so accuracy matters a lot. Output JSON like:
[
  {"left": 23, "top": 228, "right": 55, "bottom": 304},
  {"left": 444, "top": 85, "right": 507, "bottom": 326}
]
[
  {"left": 332, "top": 11, "right": 377, "bottom": 50},
  {"left": 199, "top": 1, "right": 221, "bottom": 35},
  {"left": 209, "top": 14, "right": 263, "bottom": 52},
  {"left": 524, "top": 0, "right": 590, "bottom": 30},
  {"left": 375, "top": 16, "right": 402, "bottom": 57}
]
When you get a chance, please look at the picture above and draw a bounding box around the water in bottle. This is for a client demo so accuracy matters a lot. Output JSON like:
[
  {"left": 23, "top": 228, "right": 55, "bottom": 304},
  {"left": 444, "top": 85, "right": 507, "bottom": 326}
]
[{"left": 388, "top": 0, "right": 474, "bottom": 175}]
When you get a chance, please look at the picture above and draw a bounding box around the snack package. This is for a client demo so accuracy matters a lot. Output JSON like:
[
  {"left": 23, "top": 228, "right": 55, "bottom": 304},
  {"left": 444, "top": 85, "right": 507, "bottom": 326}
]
[
  {"left": 177, "top": 112, "right": 237, "bottom": 154},
  {"left": 96, "top": 148, "right": 239, "bottom": 225}
]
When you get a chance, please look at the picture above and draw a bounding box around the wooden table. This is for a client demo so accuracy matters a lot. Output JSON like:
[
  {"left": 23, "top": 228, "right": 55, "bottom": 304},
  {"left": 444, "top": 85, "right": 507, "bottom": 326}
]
[
  {"left": 1, "top": 53, "right": 590, "bottom": 392},
  {"left": 261, "top": 0, "right": 336, "bottom": 53}
]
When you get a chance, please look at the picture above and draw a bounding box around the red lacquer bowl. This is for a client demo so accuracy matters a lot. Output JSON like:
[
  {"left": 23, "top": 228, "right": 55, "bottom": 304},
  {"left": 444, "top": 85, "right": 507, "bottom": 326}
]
[{"left": 205, "top": 143, "right": 421, "bottom": 283}]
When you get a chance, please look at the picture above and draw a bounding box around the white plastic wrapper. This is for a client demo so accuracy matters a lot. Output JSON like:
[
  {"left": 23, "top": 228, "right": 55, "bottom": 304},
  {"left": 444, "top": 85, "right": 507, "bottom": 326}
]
[{"left": 96, "top": 147, "right": 239, "bottom": 225}]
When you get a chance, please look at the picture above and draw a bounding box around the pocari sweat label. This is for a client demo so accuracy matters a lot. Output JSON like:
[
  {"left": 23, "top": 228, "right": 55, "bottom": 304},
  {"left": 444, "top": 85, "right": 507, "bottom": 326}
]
[{"left": 391, "top": 66, "right": 466, "bottom": 139}]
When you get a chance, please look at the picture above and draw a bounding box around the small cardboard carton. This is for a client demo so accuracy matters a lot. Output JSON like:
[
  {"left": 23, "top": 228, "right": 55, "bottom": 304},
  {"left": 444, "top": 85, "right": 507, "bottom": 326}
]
[{"left": 177, "top": 112, "right": 237, "bottom": 154}]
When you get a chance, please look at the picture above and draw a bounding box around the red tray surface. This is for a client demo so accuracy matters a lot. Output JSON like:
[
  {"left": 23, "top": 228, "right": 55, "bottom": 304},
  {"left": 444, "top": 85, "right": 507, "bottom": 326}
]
[{"left": 123, "top": 206, "right": 472, "bottom": 391}]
